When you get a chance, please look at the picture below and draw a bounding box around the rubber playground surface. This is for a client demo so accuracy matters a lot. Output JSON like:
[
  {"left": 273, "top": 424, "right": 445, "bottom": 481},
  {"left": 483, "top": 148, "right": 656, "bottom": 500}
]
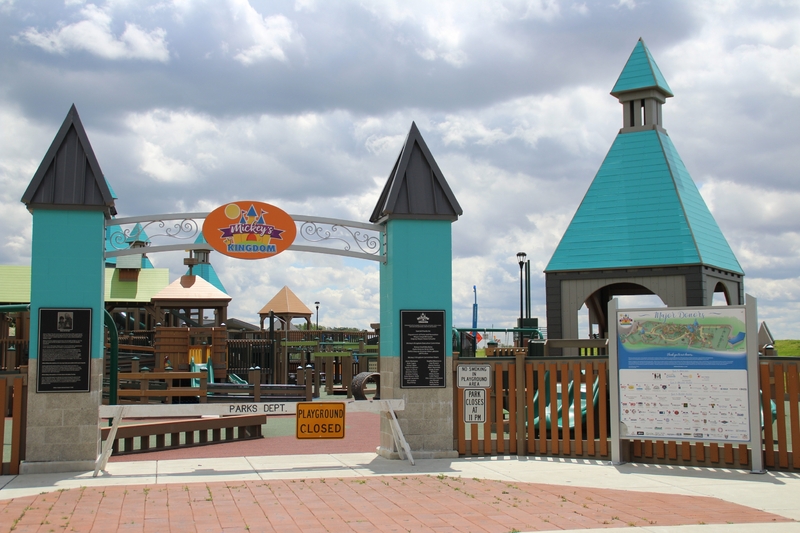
[{"left": 1, "top": 411, "right": 799, "bottom": 532}]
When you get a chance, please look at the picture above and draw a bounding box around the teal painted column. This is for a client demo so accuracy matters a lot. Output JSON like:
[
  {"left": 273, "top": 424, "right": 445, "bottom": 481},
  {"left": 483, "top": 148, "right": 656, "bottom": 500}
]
[
  {"left": 23, "top": 209, "right": 107, "bottom": 473},
  {"left": 378, "top": 218, "right": 457, "bottom": 459},
  {"left": 29, "top": 210, "right": 106, "bottom": 362},
  {"left": 380, "top": 219, "right": 453, "bottom": 358}
]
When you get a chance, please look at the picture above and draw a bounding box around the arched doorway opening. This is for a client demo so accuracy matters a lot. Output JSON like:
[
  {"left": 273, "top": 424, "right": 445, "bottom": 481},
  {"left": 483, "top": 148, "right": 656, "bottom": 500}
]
[
  {"left": 580, "top": 282, "right": 668, "bottom": 339},
  {"left": 712, "top": 281, "right": 732, "bottom": 305}
]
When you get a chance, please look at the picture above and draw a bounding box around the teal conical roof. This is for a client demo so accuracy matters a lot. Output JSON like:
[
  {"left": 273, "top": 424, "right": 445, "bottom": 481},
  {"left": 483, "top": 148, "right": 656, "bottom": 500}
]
[
  {"left": 611, "top": 38, "right": 673, "bottom": 97},
  {"left": 105, "top": 222, "right": 153, "bottom": 268},
  {"left": 125, "top": 223, "right": 150, "bottom": 244},
  {"left": 186, "top": 234, "right": 227, "bottom": 294},
  {"left": 190, "top": 263, "right": 227, "bottom": 294},
  {"left": 545, "top": 129, "right": 742, "bottom": 274}
]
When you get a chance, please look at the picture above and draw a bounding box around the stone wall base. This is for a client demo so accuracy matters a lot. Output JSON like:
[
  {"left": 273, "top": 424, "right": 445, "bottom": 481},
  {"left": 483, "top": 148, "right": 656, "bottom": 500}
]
[
  {"left": 379, "top": 356, "right": 456, "bottom": 456},
  {"left": 20, "top": 460, "right": 96, "bottom": 475}
]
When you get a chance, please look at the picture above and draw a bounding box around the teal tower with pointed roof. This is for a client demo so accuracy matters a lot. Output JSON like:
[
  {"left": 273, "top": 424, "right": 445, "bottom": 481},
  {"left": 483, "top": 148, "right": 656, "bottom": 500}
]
[
  {"left": 371, "top": 122, "right": 462, "bottom": 459},
  {"left": 545, "top": 39, "right": 744, "bottom": 343},
  {"left": 21, "top": 105, "right": 117, "bottom": 473},
  {"left": 185, "top": 234, "right": 227, "bottom": 295}
]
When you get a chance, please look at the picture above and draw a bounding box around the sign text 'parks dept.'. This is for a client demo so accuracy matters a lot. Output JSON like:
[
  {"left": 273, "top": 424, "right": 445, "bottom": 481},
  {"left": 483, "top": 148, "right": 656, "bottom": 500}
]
[{"left": 227, "top": 403, "right": 291, "bottom": 414}]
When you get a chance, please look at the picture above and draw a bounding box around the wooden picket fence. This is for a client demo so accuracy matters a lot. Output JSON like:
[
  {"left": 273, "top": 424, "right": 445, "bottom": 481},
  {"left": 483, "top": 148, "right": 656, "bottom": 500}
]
[
  {"left": 454, "top": 354, "right": 800, "bottom": 472},
  {"left": 1, "top": 374, "right": 26, "bottom": 475},
  {"left": 760, "top": 357, "right": 800, "bottom": 470},
  {"left": 455, "top": 354, "right": 608, "bottom": 458}
]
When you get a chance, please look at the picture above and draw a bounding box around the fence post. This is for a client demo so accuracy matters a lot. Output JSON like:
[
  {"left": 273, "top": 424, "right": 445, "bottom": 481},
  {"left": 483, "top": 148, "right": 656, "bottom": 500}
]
[
  {"left": 199, "top": 376, "right": 208, "bottom": 403},
  {"left": 10, "top": 377, "right": 25, "bottom": 474},
  {"left": 305, "top": 375, "right": 313, "bottom": 401},
  {"left": 515, "top": 350, "right": 525, "bottom": 455}
]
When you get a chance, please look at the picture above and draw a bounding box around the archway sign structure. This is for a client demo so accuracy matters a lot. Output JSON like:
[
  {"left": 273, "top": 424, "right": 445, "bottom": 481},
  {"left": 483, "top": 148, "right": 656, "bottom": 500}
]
[{"left": 20, "top": 106, "right": 461, "bottom": 473}]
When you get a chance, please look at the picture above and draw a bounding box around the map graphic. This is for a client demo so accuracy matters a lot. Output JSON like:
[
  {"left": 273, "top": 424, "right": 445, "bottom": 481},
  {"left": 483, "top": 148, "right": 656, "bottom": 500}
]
[
  {"left": 621, "top": 317, "right": 745, "bottom": 350},
  {"left": 618, "top": 310, "right": 746, "bottom": 370}
]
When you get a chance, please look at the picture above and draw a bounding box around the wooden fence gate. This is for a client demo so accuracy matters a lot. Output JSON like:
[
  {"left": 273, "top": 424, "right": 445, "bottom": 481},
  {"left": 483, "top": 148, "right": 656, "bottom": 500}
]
[{"left": 454, "top": 354, "right": 800, "bottom": 472}]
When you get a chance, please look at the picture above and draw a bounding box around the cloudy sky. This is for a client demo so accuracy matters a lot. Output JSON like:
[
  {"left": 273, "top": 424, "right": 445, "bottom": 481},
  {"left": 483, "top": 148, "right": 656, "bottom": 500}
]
[{"left": 1, "top": 0, "right": 799, "bottom": 339}]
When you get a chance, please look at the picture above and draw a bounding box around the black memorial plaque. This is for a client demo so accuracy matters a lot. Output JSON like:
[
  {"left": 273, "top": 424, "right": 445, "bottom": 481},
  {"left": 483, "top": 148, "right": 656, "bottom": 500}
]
[
  {"left": 37, "top": 308, "right": 92, "bottom": 392},
  {"left": 400, "top": 310, "right": 446, "bottom": 388}
]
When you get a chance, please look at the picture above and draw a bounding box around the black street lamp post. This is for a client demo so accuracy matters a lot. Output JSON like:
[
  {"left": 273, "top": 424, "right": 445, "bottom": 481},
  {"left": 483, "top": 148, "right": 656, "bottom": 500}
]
[
  {"left": 315, "top": 301, "right": 320, "bottom": 330},
  {"left": 516, "top": 252, "right": 526, "bottom": 346}
]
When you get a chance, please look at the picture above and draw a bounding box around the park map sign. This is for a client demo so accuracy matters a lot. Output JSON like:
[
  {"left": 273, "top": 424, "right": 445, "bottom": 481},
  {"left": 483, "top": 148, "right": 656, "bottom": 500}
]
[{"left": 616, "top": 308, "right": 750, "bottom": 442}]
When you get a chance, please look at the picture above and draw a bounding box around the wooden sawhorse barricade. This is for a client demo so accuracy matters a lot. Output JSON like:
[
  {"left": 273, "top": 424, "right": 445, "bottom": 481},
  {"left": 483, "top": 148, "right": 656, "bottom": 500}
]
[{"left": 95, "top": 399, "right": 413, "bottom": 476}]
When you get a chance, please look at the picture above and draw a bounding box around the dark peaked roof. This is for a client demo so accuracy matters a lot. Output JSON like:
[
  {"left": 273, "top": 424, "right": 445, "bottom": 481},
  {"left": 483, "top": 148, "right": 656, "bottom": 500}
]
[
  {"left": 370, "top": 122, "right": 462, "bottom": 223},
  {"left": 22, "top": 104, "right": 116, "bottom": 217}
]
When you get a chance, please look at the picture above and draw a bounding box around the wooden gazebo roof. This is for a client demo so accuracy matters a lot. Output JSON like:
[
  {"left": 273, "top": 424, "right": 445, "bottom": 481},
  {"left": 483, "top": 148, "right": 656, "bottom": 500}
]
[{"left": 258, "top": 286, "right": 313, "bottom": 329}]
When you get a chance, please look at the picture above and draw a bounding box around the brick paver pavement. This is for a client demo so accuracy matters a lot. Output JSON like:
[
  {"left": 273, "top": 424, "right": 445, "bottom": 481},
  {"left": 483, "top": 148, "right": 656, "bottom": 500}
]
[{"left": 0, "top": 475, "right": 791, "bottom": 533}]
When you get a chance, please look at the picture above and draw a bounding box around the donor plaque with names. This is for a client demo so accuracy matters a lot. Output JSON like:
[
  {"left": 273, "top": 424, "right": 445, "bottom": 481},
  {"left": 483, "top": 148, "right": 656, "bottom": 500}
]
[{"left": 400, "top": 310, "right": 446, "bottom": 388}]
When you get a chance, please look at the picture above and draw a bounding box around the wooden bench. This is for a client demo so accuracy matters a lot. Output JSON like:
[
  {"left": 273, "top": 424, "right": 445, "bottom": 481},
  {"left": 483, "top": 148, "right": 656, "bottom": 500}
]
[{"left": 100, "top": 414, "right": 265, "bottom": 455}]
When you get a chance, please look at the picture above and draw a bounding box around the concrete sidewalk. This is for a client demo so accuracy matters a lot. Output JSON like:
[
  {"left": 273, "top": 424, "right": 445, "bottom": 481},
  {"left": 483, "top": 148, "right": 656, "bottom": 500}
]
[{"left": 1, "top": 453, "right": 798, "bottom": 532}]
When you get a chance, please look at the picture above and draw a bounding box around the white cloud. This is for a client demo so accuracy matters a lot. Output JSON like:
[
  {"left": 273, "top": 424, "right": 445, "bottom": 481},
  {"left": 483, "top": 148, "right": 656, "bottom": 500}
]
[
  {"left": 229, "top": 0, "right": 300, "bottom": 64},
  {"left": 0, "top": 105, "right": 57, "bottom": 265},
  {"left": 139, "top": 140, "right": 195, "bottom": 183},
  {"left": 294, "top": 0, "right": 317, "bottom": 13},
  {"left": 434, "top": 86, "right": 615, "bottom": 154},
  {"left": 128, "top": 109, "right": 218, "bottom": 183},
  {"left": 700, "top": 180, "right": 800, "bottom": 235},
  {"left": 17, "top": 4, "right": 170, "bottom": 61},
  {"left": 614, "top": 0, "right": 636, "bottom": 9}
]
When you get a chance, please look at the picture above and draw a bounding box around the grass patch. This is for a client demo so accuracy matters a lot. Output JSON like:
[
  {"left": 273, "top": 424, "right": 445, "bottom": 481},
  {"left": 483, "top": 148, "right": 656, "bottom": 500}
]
[{"left": 774, "top": 340, "right": 800, "bottom": 356}]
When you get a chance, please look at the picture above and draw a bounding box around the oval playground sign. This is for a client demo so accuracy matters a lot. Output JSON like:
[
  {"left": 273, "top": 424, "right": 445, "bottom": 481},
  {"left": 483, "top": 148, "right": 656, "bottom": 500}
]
[{"left": 202, "top": 201, "right": 297, "bottom": 260}]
